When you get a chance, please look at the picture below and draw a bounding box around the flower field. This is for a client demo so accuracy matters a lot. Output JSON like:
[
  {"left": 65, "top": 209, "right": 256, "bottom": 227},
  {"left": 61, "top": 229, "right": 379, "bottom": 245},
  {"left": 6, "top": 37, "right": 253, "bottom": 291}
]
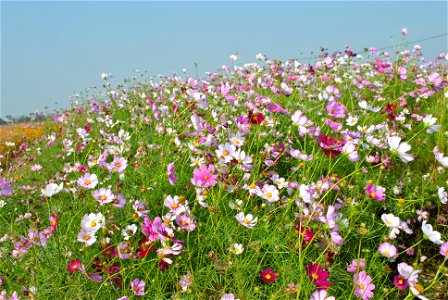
[{"left": 0, "top": 44, "right": 447, "bottom": 300}]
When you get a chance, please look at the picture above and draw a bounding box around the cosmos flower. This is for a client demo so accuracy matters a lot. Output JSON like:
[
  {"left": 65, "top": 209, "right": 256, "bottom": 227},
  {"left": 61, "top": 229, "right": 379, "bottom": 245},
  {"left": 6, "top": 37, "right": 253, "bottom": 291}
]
[
  {"left": 421, "top": 221, "right": 443, "bottom": 245},
  {"left": 235, "top": 212, "right": 258, "bottom": 229},
  {"left": 353, "top": 271, "right": 375, "bottom": 300},
  {"left": 0, "top": 178, "right": 12, "bottom": 197},
  {"left": 387, "top": 136, "right": 414, "bottom": 163},
  {"left": 228, "top": 243, "right": 244, "bottom": 255},
  {"left": 191, "top": 164, "right": 218, "bottom": 187},
  {"left": 439, "top": 242, "right": 448, "bottom": 258},
  {"left": 221, "top": 293, "right": 240, "bottom": 300},
  {"left": 67, "top": 259, "right": 82, "bottom": 273},
  {"left": 77, "top": 173, "right": 98, "bottom": 189},
  {"left": 377, "top": 242, "right": 398, "bottom": 259},
  {"left": 393, "top": 275, "right": 409, "bottom": 289},
  {"left": 41, "top": 182, "right": 64, "bottom": 197},
  {"left": 260, "top": 268, "right": 278, "bottom": 283},
  {"left": 434, "top": 146, "right": 448, "bottom": 168},
  {"left": 438, "top": 187, "right": 447, "bottom": 204},
  {"left": 260, "top": 184, "right": 279, "bottom": 202},
  {"left": 310, "top": 290, "right": 335, "bottom": 300},
  {"left": 81, "top": 212, "right": 105, "bottom": 233},
  {"left": 347, "top": 259, "right": 366, "bottom": 273},
  {"left": 326, "top": 101, "right": 346, "bottom": 119},
  {"left": 365, "top": 184, "right": 386, "bottom": 201},
  {"left": 130, "top": 278, "right": 146, "bottom": 296},
  {"left": 179, "top": 273, "right": 194, "bottom": 291},
  {"left": 167, "top": 162, "right": 177, "bottom": 186},
  {"left": 92, "top": 188, "right": 115, "bottom": 205},
  {"left": 305, "top": 262, "right": 331, "bottom": 289}
]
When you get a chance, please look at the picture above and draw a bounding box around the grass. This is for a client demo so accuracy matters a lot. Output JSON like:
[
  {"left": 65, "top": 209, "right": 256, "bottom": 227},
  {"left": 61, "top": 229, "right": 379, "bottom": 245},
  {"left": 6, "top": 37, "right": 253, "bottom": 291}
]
[{"left": 0, "top": 47, "right": 447, "bottom": 300}]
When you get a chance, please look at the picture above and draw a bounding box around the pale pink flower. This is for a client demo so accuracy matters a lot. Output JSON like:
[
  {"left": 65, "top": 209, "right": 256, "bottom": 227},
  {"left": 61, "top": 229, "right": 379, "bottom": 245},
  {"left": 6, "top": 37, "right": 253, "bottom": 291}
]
[{"left": 77, "top": 173, "right": 98, "bottom": 189}]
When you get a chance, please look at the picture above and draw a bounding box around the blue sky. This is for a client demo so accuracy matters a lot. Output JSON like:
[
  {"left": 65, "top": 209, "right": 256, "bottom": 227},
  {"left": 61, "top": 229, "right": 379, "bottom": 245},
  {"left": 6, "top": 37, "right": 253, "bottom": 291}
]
[{"left": 1, "top": 1, "right": 447, "bottom": 118}]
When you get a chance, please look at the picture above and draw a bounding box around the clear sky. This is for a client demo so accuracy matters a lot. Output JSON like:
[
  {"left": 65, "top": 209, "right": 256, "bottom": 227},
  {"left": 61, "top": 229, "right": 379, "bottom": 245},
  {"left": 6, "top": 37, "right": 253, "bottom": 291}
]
[{"left": 1, "top": 1, "right": 447, "bottom": 118}]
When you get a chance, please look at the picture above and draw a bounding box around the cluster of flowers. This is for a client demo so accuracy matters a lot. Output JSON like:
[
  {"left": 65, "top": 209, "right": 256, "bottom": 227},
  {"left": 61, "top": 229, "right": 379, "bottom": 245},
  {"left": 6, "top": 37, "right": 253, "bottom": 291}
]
[{"left": 0, "top": 31, "right": 447, "bottom": 299}]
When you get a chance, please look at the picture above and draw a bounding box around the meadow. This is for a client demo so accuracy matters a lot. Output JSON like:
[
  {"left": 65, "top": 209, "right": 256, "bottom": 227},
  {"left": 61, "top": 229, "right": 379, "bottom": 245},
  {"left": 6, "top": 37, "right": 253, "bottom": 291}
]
[{"left": 0, "top": 43, "right": 447, "bottom": 300}]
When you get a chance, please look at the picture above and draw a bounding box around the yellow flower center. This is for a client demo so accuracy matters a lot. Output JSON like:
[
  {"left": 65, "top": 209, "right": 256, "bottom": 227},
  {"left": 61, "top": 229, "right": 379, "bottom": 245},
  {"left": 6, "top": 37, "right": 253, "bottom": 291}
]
[
  {"left": 359, "top": 283, "right": 364, "bottom": 290},
  {"left": 243, "top": 218, "right": 249, "bottom": 224},
  {"left": 85, "top": 180, "right": 91, "bottom": 185},
  {"left": 312, "top": 273, "right": 318, "bottom": 280},
  {"left": 100, "top": 195, "right": 106, "bottom": 201},
  {"left": 370, "top": 192, "right": 376, "bottom": 198},
  {"left": 265, "top": 274, "right": 271, "bottom": 280},
  {"left": 91, "top": 221, "right": 97, "bottom": 227},
  {"left": 266, "top": 192, "right": 272, "bottom": 198},
  {"left": 223, "top": 150, "right": 229, "bottom": 156},
  {"left": 84, "top": 234, "right": 91, "bottom": 241}
]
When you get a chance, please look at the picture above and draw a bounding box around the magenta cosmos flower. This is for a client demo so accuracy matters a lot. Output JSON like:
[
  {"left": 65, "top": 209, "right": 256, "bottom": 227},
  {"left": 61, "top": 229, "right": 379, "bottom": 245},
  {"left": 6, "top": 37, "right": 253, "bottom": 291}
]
[
  {"left": 131, "top": 278, "right": 146, "bottom": 296},
  {"left": 393, "top": 275, "right": 409, "bottom": 289},
  {"left": 191, "top": 164, "right": 218, "bottom": 187},
  {"left": 260, "top": 268, "right": 278, "bottom": 283},
  {"left": 305, "top": 262, "right": 331, "bottom": 289},
  {"left": 353, "top": 271, "right": 375, "bottom": 300},
  {"left": 67, "top": 259, "right": 82, "bottom": 273},
  {"left": 365, "top": 184, "right": 386, "bottom": 201}
]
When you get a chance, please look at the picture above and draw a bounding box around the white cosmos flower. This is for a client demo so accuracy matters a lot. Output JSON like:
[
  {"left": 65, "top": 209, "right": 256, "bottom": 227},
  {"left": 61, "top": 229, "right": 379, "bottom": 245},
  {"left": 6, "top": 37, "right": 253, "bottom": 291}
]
[
  {"left": 422, "top": 115, "right": 441, "bottom": 134},
  {"left": 228, "top": 243, "right": 244, "bottom": 255},
  {"left": 438, "top": 187, "right": 447, "bottom": 204},
  {"left": 41, "top": 182, "right": 64, "bottom": 197},
  {"left": 80, "top": 212, "right": 105, "bottom": 234},
  {"left": 421, "top": 221, "right": 443, "bottom": 245},
  {"left": 261, "top": 184, "right": 279, "bottom": 202},
  {"left": 387, "top": 136, "right": 414, "bottom": 163},
  {"left": 235, "top": 212, "right": 258, "bottom": 228},
  {"left": 122, "top": 224, "right": 137, "bottom": 240}
]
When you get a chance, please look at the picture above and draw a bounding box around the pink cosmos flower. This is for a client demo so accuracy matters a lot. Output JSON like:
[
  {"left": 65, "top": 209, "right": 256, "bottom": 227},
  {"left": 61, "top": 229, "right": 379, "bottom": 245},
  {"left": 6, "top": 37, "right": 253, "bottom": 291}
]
[
  {"left": 365, "top": 184, "right": 386, "bottom": 201},
  {"left": 179, "top": 273, "right": 194, "bottom": 291},
  {"left": 310, "top": 289, "right": 336, "bottom": 300},
  {"left": 167, "top": 162, "right": 177, "bottom": 186},
  {"left": 131, "top": 278, "right": 146, "bottom": 296},
  {"left": 378, "top": 242, "right": 397, "bottom": 259},
  {"left": 439, "top": 242, "right": 448, "bottom": 258},
  {"left": 77, "top": 173, "right": 98, "bottom": 189},
  {"left": 221, "top": 293, "right": 238, "bottom": 300},
  {"left": 79, "top": 264, "right": 102, "bottom": 282},
  {"left": 92, "top": 188, "right": 114, "bottom": 205},
  {"left": 111, "top": 156, "right": 127, "bottom": 173},
  {"left": 347, "top": 259, "right": 366, "bottom": 273},
  {"left": 0, "top": 178, "right": 13, "bottom": 197},
  {"left": 176, "top": 214, "right": 196, "bottom": 232},
  {"left": 191, "top": 164, "right": 218, "bottom": 187},
  {"left": 353, "top": 271, "right": 375, "bottom": 300},
  {"left": 326, "top": 101, "right": 346, "bottom": 119},
  {"left": 434, "top": 146, "right": 448, "bottom": 168},
  {"left": 117, "top": 242, "right": 131, "bottom": 260}
]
